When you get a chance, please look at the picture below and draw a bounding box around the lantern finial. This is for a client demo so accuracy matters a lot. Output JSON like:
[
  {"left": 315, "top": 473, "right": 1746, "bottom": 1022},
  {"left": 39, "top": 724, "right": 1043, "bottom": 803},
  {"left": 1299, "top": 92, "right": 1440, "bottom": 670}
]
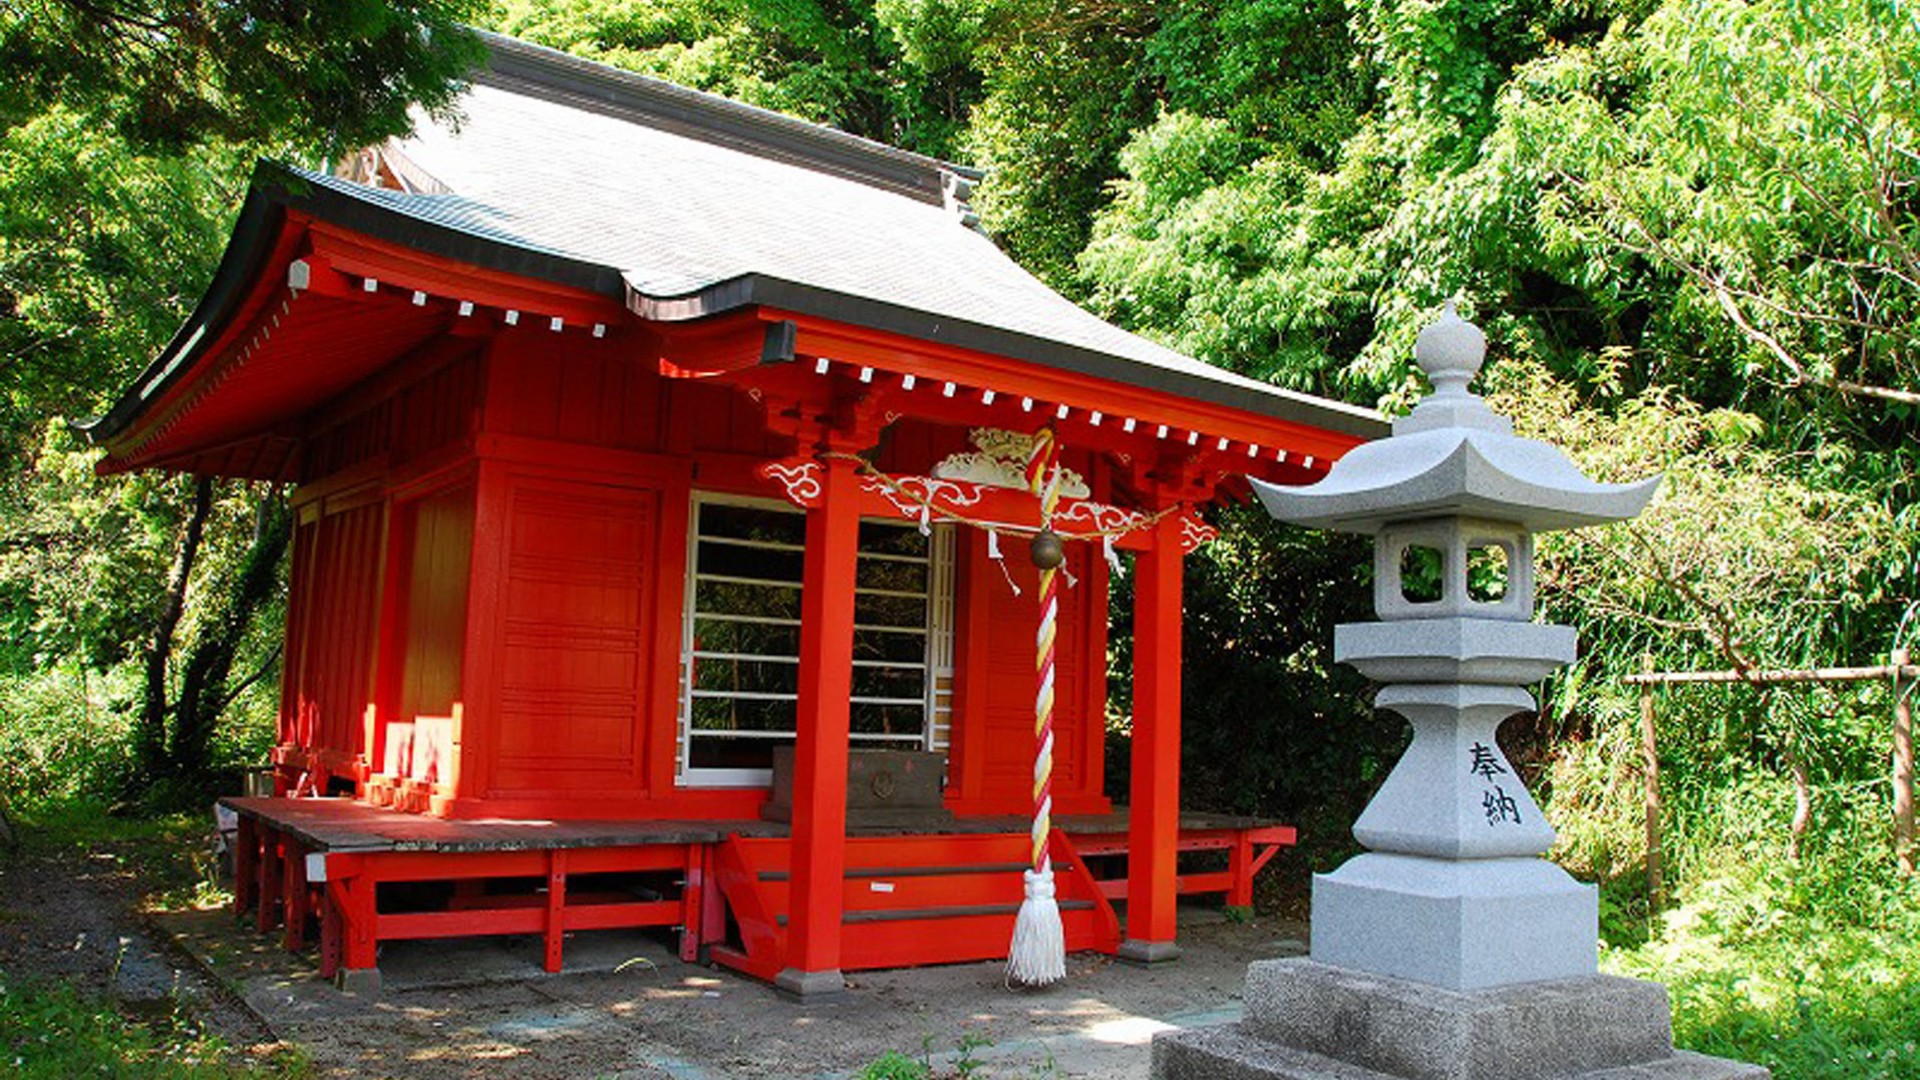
[{"left": 1413, "top": 300, "right": 1485, "bottom": 400}]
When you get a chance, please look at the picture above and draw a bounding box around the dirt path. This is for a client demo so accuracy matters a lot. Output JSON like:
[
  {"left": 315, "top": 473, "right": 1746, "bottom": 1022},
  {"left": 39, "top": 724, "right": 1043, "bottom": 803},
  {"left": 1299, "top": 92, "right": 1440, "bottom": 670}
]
[
  {"left": 1, "top": 836, "right": 1306, "bottom": 1078},
  {"left": 154, "top": 906, "right": 1304, "bottom": 1079},
  {"left": 0, "top": 841, "right": 283, "bottom": 1063}
]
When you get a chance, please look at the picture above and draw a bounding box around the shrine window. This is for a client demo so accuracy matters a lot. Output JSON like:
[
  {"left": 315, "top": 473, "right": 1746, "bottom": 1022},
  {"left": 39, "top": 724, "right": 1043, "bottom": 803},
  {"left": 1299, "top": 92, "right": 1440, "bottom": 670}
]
[{"left": 677, "top": 494, "right": 953, "bottom": 786}]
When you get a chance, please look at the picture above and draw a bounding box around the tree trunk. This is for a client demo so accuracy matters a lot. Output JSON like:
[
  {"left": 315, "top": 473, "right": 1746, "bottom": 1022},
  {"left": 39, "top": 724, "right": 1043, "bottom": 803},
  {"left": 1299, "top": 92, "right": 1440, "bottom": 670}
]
[
  {"left": 1786, "top": 728, "right": 1813, "bottom": 861},
  {"left": 1894, "top": 647, "right": 1913, "bottom": 876},
  {"left": 166, "top": 490, "right": 292, "bottom": 788},
  {"left": 135, "top": 475, "right": 212, "bottom": 786}
]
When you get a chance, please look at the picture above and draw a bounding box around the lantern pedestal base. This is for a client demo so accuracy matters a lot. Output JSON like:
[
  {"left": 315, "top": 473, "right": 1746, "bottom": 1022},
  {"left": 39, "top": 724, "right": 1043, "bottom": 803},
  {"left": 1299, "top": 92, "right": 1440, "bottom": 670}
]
[
  {"left": 1152, "top": 959, "right": 1770, "bottom": 1080},
  {"left": 1310, "top": 853, "right": 1597, "bottom": 991}
]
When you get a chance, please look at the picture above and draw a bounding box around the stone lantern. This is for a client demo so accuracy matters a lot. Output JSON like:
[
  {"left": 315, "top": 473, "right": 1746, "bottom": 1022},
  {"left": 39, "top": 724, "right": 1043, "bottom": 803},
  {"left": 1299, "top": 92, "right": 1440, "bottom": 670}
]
[{"left": 1152, "top": 306, "right": 1767, "bottom": 1080}]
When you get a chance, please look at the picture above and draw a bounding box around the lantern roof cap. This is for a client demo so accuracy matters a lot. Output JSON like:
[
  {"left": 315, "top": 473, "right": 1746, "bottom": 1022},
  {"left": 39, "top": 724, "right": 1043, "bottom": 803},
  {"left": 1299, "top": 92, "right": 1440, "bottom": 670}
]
[{"left": 1251, "top": 307, "right": 1659, "bottom": 534}]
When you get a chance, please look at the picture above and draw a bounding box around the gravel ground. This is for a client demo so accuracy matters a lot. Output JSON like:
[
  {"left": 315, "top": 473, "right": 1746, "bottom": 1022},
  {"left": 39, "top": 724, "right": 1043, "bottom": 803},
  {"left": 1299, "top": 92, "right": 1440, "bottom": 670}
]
[
  {"left": 160, "top": 905, "right": 1306, "bottom": 1078},
  {"left": 1, "top": 834, "right": 1307, "bottom": 1078}
]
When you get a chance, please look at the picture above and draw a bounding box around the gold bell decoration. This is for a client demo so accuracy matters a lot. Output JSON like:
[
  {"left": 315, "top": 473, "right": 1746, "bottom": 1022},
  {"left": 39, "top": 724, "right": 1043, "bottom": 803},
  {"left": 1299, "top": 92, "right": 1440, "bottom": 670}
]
[{"left": 1028, "top": 527, "right": 1065, "bottom": 570}]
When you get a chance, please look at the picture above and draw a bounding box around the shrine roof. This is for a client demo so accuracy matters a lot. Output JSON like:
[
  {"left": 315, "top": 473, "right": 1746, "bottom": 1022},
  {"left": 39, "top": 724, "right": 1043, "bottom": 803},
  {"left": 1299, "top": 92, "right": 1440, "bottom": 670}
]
[{"left": 84, "top": 33, "right": 1385, "bottom": 461}]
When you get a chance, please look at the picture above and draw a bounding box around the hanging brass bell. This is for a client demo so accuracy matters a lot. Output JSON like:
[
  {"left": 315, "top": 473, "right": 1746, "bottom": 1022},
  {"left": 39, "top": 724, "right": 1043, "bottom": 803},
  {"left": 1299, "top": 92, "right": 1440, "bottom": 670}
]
[{"left": 1029, "top": 527, "right": 1065, "bottom": 570}]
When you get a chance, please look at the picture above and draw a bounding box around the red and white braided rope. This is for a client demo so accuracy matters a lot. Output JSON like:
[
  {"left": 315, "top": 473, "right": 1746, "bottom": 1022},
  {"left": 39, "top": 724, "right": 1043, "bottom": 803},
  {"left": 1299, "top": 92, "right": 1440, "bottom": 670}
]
[{"left": 1033, "top": 558, "right": 1057, "bottom": 874}]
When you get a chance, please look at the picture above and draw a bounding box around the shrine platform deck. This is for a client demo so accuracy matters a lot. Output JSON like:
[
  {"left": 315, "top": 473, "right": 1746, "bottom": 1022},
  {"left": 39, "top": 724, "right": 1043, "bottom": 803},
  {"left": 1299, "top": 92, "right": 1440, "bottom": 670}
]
[
  {"left": 222, "top": 796, "right": 1294, "bottom": 990},
  {"left": 221, "top": 795, "right": 1284, "bottom": 852}
]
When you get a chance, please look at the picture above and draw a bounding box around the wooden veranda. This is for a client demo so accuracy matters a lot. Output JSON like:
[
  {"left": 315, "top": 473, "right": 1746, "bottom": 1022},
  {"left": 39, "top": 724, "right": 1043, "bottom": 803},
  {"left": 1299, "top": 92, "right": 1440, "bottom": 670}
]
[{"left": 227, "top": 797, "right": 1294, "bottom": 989}]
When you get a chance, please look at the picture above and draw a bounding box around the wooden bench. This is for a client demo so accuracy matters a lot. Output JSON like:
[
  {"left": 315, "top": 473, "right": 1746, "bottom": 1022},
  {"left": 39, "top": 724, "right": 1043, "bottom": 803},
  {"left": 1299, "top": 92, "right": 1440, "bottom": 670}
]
[{"left": 1064, "top": 824, "right": 1296, "bottom": 911}]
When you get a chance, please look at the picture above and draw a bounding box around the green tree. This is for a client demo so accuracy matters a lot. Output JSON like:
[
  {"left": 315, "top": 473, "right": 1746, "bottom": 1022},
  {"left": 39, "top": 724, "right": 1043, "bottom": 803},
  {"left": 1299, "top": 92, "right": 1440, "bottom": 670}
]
[
  {"left": 0, "top": 0, "right": 486, "bottom": 152},
  {"left": 0, "top": 2, "right": 483, "bottom": 806},
  {"left": 490, "top": 0, "right": 981, "bottom": 158}
]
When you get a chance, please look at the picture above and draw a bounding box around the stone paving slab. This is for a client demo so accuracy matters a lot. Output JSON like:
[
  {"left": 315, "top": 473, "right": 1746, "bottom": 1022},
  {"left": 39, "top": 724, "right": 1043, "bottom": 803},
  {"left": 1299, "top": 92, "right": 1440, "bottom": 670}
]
[{"left": 156, "top": 901, "right": 1306, "bottom": 1078}]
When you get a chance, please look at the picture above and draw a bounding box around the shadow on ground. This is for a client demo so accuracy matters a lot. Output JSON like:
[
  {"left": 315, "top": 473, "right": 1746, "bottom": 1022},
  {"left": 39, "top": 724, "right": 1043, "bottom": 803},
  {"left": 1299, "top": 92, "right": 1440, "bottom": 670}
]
[{"left": 156, "top": 905, "right": 1307, "bottom": 1078}]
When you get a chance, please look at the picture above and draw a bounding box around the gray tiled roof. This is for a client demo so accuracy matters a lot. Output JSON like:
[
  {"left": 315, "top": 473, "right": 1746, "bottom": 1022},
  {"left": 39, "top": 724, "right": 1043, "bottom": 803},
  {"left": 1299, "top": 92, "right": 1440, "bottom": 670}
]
[{"left": 342, "top": 33, "right": 1380, "bottom": 438}]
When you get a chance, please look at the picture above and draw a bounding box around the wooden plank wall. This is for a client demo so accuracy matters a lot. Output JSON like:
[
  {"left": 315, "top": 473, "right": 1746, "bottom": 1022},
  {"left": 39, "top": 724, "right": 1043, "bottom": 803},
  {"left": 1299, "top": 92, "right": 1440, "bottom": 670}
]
[
  {"left": 490, "top": 476, "right": 659, "bottom": 797},
  {"left": 279, "top": 329, "right": 1117, "bottom": 819},
  {"left": 281, "top": 496, "right": 384, "bottom": 772}
]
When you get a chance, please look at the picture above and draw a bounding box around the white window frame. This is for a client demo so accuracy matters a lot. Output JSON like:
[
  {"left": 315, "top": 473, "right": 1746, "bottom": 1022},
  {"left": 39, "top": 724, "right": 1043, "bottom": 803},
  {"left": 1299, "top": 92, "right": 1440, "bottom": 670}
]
[{"left": 677, "top": 492, "right": 951, "bottom": 787}]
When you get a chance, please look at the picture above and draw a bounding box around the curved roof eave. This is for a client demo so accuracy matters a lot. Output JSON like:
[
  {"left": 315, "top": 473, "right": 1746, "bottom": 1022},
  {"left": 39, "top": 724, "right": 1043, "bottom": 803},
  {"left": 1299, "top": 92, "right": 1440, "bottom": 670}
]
[
  {"left": 84, "top": 159, "right": 1388, "bottom": 447},
  {"left": 632, "top": 274, "right": 1386, "bottom": 441}
]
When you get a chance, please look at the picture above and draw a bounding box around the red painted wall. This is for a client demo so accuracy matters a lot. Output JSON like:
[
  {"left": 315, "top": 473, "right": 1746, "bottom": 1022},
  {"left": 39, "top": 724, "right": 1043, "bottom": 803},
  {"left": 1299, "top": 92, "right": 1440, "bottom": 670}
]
[
  {"left": 947, "top": 527, "right": 1111, "bottom": 817},
  {"left": 486, "top": 333, "right": 662, "bottom": 452},
  {"left": 280, "top": 492, "right": 384, "bottom": 774},
  {"left": 395, "top": 483, "right": 474, "bottom": 723},
  {"left": 278, "top": 325, "right": 1117, "bottom": 821},
  {"left": 487, "top": 474, "right": 659, "bottom": 797}
]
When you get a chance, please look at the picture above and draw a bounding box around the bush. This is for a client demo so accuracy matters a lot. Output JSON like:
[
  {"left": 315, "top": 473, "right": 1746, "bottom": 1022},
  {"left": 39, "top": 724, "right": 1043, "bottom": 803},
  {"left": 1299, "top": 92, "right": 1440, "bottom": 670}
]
[
  {"left": 0, "top": 666, "right": 139, "bottom": 811},
  {"left": 1605, "top": 855, "right": 1920, "bottom": 1079},
  {"left": 1548, "top": 674, "right": 1920, "bottom": 1077}
]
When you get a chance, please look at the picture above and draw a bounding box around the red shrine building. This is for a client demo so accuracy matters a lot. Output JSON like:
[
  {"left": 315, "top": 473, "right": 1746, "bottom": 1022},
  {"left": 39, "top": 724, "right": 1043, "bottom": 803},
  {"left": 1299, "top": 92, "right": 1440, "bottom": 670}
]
[{"left": 85, "top": 34, "right": 1384, "bottom": 994}]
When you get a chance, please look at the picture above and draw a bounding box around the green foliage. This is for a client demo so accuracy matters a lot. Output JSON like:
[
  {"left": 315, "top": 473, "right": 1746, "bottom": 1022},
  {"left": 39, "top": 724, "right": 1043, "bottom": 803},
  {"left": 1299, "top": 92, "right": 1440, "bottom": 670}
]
[
  {"left": 1605, "top": 848, "right": 1920, "bottom": 1078},
  {"left": 0, "top": 666, "right": 140, "bottom": 812},
  {"left": 855, "top": 1030, "right": 1006, "bottom": 1079},
  {"left": 1508, "top": 0, "right": 1920, "bottom": 409},
  {"left": 0, "top": 427, "right": 286, "bottom": 807},
  {"left": 489, "top": 0, "right": 982, "bottom": 158},
  {"left": 1146, "top": 0, "right": 1371, "bottom": 160},
  {"left": 858, "top": 1051, "right": 933, "bottom": 1080},
  {"left": 0, "top": 978, "right": 295, "bottom": 1078},
  {"left": 1487, "top": 360, "right": 1909, "bottom": 675},
  {"left": 961, "top": 1, "right": 1161, "bottom": 286},
  {"left": 0, "top": 1, "right": 486, "bottom": 154},
  {"left": 0, "top": 114, "right": 241, "bottom": 463}
]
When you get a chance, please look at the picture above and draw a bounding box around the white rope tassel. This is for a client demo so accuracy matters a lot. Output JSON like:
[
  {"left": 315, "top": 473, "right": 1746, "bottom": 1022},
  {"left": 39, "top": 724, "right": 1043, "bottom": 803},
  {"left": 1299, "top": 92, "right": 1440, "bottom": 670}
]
[
  {"left": 1006, "top": 867, "right": 1066, "bottom": 986},
  {"left": 1103, "top": 533, "right": 1121, "bottom": 573}
]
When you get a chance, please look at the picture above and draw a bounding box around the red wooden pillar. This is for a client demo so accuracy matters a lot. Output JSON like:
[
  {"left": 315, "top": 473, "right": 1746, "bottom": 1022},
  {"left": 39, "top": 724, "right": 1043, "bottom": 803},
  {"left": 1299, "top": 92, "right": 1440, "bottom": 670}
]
[
  {"left": 256, "top": 825, "right": 283, "bottom": 934},
  {"left": 777, "top": 452, "right": 861, "bottom": 998},
  {"left": 282, "top": 839, "right": 309, "bottom": 951},
  {"left": 458, "top": 459, "right": 511, "bottom": 804},
  {"left": 544, "top": 850, "right": 568, "bottom": 973},
  {"left": 330, "top": 855, "right": 380, "bottom": 993},
  {"left": 234, "top": 815, "right": 259, "bottom": 917},
  {"left": 1122, "top": 513, "right": 1184, "bottom": 963}
]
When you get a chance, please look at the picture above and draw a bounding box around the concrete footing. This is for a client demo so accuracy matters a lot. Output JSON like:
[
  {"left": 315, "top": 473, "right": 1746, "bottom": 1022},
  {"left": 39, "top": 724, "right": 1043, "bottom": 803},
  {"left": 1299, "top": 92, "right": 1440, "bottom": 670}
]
[
  {"left": 1118, "top": 939, "right": 1183, "bottom": 966},
  {"left": 334, "top": 967, "right": 383, "bottom": 995},
  {"left": 1152, "top": 959, "right": 1768, "bottom": 1080},
  {"left": 774, "top": 966, "right": 848, "bottom": 1001}
]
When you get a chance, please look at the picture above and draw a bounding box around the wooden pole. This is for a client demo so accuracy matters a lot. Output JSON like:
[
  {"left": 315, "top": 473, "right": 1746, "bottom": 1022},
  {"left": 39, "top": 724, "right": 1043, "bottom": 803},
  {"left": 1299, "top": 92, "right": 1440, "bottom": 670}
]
[
  {"left": 1121, "top": 513, "right": 1184, "bottom": 964},
  {"left": 1894, "top": 647, "right": 1913, "bottom": 877},
  {"left": 780, "top": 452, "right": 860, "bottom": 996},
  {"left": 1640, "top": 655, "right": 1663, "bottom": 909},
  {"left": 1625, "top": 663, "right": 1920, "bottom": 686}
]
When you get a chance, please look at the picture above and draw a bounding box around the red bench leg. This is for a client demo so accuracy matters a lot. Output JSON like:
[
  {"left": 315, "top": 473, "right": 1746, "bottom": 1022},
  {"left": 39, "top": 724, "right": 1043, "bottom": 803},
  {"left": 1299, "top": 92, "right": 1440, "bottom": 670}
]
[
  {"left": 234, "top": 817, "right": 259, "bottom": 917},
  {"left": 679, "top": 844, "right": 703, "bottom": 963},
  {"left": 283, "top": 841, "right": 309, "bottom": 951},
  {"left": 543, "top": 850, "right": 568, "bottom": 974},
  {"left": 256, "top": 826, "right": 282, "bottom": 933},
  {"left": 1228, "top": 832, "right": 1256, "bottom": 912},
  {"left": 700, "top": 844, "right": 727, "bottom": 956},
  {"left": 319, "top": 879, "right": 342, "bottom": 981},
  {"left": 335, "top": 862, "right": 380, "bottom": 992}
]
